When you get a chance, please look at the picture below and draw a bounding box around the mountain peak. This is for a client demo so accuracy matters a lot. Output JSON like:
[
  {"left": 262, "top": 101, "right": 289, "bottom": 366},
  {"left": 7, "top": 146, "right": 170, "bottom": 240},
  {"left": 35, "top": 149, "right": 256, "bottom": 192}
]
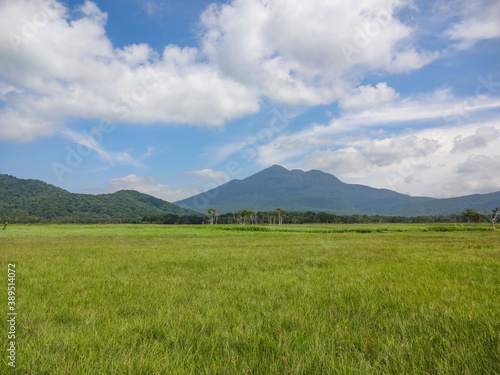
[
  {"left": 261, "top": 165, "right": 343, "bottom": 184},
  {"left": 264, "top": 164, "right": 289, "bottom": 172},
  {"left": 175, "top": 166, "right": 500, "bottom": 216}
]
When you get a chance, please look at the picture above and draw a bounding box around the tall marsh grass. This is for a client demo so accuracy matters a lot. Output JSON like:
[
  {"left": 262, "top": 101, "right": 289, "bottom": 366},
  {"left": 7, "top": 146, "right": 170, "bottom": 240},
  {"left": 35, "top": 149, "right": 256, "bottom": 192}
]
[{"left": 1, "top": 224, "right": 499, "bottom": 374}]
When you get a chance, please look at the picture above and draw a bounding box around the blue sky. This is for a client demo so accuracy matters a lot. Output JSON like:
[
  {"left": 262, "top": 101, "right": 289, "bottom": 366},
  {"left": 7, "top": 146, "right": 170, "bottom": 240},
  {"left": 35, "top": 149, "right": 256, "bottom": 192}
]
[{"left": 1, "top": 0, "right": 500, "bottom": 202}]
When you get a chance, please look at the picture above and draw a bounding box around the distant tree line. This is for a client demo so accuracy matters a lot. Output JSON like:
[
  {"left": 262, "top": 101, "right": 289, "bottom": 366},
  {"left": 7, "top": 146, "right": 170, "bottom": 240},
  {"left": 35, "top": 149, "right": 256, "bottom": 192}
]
[
  {"left": 197, "top": 210, "right": 465, "bottom": 225},
  {"left": 3, "top": 208, "right": 498, "bottom": 228},
  {"left": 140, "top": 209, "right": 466, "bottom": 225}
]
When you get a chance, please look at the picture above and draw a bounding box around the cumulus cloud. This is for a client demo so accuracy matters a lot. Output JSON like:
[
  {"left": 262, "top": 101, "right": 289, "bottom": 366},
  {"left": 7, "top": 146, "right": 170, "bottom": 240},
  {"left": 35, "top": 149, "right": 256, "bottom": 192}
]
[
  {"left": 386, "top": 48, "right": 439, "bottom": 73},
  {"left": 446, "top": 155, "right": 500, "bottom": 194},
  {"left": 0, "top": 107, "right": 62, "bottom": 142},
  {"left": 306, "top": 147, "right": 367, "bottom": 174},
  {"left": 0, "top": 0, "right": 441, "bottom": 143},
  {"left": 305, "top": 135, "right": 440, "bottom": 175},
  {"left": 199, "top": 0, "right": 437, "bottom": 105},
  {"left": 452, "top": 126, "right": 500, "bottom": 153},
  {"left": 363, "top": 136, "right": 440, "bottom": 166},
  {"left": 0, "top": 0, "right": 259, "bottom": 142},
  {"left": 107, "top": 174, "right": 197, "bottom": 202},
  {"left": 339, "top": 82, "right": 399, "bottom": 112}
]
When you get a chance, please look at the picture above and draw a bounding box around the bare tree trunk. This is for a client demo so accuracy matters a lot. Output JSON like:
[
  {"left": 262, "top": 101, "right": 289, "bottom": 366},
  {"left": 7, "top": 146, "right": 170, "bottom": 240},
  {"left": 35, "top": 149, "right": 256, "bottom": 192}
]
[{"left": 481, "top": 208, "right": 499, "bottom": 231}]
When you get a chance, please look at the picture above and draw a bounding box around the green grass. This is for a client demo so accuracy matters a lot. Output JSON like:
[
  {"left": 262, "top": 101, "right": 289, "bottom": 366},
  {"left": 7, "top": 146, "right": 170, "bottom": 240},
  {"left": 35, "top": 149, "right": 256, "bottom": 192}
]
[{"left": 1, "top": 224, "right": 499, "bottom": 374}]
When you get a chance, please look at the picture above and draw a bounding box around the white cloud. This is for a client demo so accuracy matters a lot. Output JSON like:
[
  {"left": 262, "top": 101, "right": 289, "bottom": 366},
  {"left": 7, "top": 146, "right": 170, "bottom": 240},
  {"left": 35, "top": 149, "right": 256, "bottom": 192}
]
[
  {"left": 445, "top": 155, "right": 500, "bottom": 195},
  {"left": 339, "top": 82, "right": 399, "bottom": 112},
  {"left": 140, "top": 146, "right": 155, "bottom": 160},
  {"left": 62, "top": 129, "right": 142, "bottom": 167},
  {"left": 363, "top": 136, "right": 440, "bottom": 167},
  {"left": 140, "top": 0, "right": 165, "bottom": 17},
  {"left": 0, "top": 0, "right": 260, "bottom": 142},
  {"left": 452, "top": 126, "right": 500, "bottom": 153},
  {"left": 340, "top": 89, "right": 500, "bottom": 130},
  {"left": 302, "top": 122, "right": 500, "bottom": 197},
  {"left": 0, "top": 81, "right": 20, "bottom": 101},
  {"left": 253, "top": 89, "right": 500, "bottom": 167},
  {"left": 0, "top": 107, "right": 62, "bottom": 142},
  {"left": 186, "top": 169, "right": 230, "bottom": 182},
  {"left": 200, "top": 0, "right": 438, "bottom": 105},
  {"left": 305, "top": 135, "right": 440, "bottom": 174},
  {"left": 386, "top": 48, "right": 439, "bottom": 73},
  {"left": 0, "top": 0, "right": 440, "bottom": 143},
  {"left": 107, "top": 175, "right": 197, "bottom": 202},
  {"left": 443, "top": 0, "right": 500, "bottom": 49},
  {"left": 306, "top": 147, "right": 367, "bottom": 174}
]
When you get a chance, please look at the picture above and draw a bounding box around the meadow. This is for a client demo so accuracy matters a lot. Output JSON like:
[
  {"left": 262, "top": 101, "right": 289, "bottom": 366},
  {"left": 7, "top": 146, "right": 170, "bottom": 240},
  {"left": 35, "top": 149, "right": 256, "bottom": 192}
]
[{"left": 1, "top": 224, "right": 499, "bottom": 374}]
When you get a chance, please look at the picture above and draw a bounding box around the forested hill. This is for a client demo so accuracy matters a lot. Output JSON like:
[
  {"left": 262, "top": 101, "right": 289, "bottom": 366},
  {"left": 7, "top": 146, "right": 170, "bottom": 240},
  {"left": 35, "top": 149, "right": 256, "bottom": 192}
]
[{"left": 0, "top": 174, "right": 200, "bottom": 223}]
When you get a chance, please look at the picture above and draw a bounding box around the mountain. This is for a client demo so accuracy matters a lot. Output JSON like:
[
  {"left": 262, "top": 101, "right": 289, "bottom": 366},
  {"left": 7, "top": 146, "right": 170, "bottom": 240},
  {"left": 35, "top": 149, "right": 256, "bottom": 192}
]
[
  {"left": 175, "top": 165, "right": 500, "bottom": 216},
  {"left": 0, "top": 174, "right": 199, "bottom": 223}
]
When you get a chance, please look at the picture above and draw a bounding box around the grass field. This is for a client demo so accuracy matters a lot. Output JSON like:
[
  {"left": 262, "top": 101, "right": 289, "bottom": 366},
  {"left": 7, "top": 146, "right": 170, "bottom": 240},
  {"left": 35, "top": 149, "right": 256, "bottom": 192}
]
[{"left": 1, "top": 224, "right": 499, "bottom": 374}]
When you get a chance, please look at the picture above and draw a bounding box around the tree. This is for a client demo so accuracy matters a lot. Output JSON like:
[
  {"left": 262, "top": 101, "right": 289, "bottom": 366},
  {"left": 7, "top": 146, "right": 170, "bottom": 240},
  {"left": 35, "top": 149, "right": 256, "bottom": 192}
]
[
  {"left": 268, "top": 211, "right": 275, "bottom": 225},
  {"left": 276, "top": 207, "right": 285, "bottom": 225},
  {"left": 207, "top": 208, "right": 219, "bottom": 225},
  {"left": 249, "top": 211, "right": 257, "bottom": 225},
  {"left": 236, "top": 210, "right": 250, "bottom": 225},
  {"left": 480, "top": 207, "right": 500, "bottom": 231},
  {"left": 461, "top": 209, "right": 482, "bottom": 227}
]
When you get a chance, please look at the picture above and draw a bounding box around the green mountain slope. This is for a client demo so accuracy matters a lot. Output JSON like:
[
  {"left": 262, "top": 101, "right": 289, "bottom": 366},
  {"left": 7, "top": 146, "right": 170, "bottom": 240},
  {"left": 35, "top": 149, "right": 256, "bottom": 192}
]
[
  {"left": 175, "top": 165, "right": 500, "bottom": 216},
  {"left": 0, "top": 174, "right": 199, "bottom": 222}
]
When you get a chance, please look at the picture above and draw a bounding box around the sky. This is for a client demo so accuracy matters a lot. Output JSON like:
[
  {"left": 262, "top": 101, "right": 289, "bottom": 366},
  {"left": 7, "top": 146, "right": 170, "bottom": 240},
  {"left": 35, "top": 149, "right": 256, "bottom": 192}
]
[{"left": 1, "top": 0, "right": 500, "bottom": 202}]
